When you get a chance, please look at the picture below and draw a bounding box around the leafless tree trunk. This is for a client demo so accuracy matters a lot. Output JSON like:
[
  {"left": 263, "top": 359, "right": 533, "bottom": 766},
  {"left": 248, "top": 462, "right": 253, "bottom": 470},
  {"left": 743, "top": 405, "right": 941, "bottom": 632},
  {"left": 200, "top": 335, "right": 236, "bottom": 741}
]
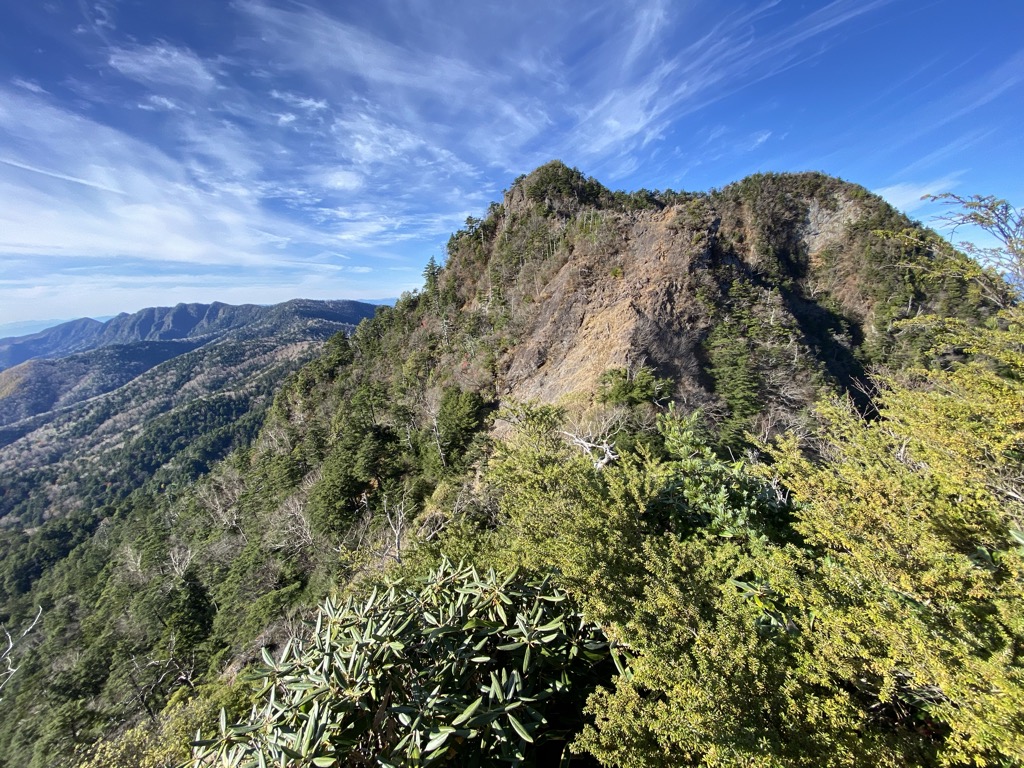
[
  {"left": 0, "top": 607, "right": 41, "bottom": 701},
  {"left": 167, "top": 544, "right": 195, "bottom": 578},
  {"left": 197, "top": 464, "right": 245, "bottom": 533}
]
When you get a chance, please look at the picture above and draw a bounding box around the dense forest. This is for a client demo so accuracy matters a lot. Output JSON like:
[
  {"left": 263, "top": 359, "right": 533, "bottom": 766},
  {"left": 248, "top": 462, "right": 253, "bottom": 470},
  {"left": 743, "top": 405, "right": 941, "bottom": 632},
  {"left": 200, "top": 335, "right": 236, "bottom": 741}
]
[{"left": 1, "top": 163, "right": 1021, "bottom": 767}]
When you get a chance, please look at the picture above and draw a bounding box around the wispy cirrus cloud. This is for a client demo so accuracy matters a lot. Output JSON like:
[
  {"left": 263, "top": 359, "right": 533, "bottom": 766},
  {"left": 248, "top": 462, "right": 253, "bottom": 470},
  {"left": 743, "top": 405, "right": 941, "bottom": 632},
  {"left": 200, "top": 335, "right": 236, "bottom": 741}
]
[
  {"left": 137, "top": 94, "right": 181, "bottom": 112},
  {"left": 233, "top": 0, "right": 896, "bottom": 186},
  {"left": 0, "top": 157, "right": 126, "bottom": 195},
  {"left": 937, "top": 50, "right": 1024, "bottom": 126},
  {"left": 269, "top": 90, "right": 329, "bottom": 113},
  {"left": 869, "top": 50, "right": 1024, "bottom": 158},
  {"left": 11, "top": 77, "right": 47, "bottom": 94},
  {"left": 107, "top": 42, "right": 219, "bottom": 91},
  {"left": 875, "top": 174, "right": 964, "bottom": 213},
  {"left": 563, "top": 0, "right": 896, "bottom": 171},
  {"left": 622, "top": 0, "right": 670, "bottom": 70},
  {"left": 237, "top": 0, "right": 483, "bottom": 103},
  {"left": 894, "top": 129, "right": 995, "bottom": 178},
  {"left": 0, "top": 88, "right": 336, "bottom": 265},
  {"left": 3, "top": 0, "right": 1018, "bottom": 324}
]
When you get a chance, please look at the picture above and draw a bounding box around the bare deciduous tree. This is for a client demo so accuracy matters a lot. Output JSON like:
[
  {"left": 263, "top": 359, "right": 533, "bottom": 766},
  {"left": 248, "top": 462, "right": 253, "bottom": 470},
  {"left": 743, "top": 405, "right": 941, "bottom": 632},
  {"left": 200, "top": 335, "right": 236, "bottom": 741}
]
[
  {"left": 927, "top": 192, "right": 1023, "bottom": 295},
  {"left": 167, "top": 544, "right": 194, "bottom": 578},
  {"left": 379, "top": 493, "right": 408, "bottom": 564},
  {"left": 560, "top": 405, "right": 631, "bottom": 469},
  {"left": 264, "top": 492, "right": 315, "bottom": 555},
  {"left": 196, "top": 464, "right": 245, "bottom": 533},
  {"left": 128, "top": 634, "right": 198, "bottom": 721},
  {"left": 0, "top": 607, "right": 41, "bottom": 701}
]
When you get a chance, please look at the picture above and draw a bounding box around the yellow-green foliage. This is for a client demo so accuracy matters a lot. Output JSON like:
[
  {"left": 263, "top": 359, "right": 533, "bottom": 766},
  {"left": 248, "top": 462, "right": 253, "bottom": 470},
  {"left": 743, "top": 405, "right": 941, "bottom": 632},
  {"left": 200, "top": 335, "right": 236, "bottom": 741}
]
[
  {"left": 492, "top": 407, "right": 897, "bottom": 765},
  {"left": 575, "top": 537, "right": 899, "bottom": 768},
  {"left": 76, "top": 682, "right": 248, "bottom": 768},
  {"left": 486, "top": 402, "right": 653, "bottom": 622},
  {"left": 763, "top": 309, "right": 1024, "bottom": 766},
  {"left": 487, "top": 313, "right": 1024, "bottom": 766}
]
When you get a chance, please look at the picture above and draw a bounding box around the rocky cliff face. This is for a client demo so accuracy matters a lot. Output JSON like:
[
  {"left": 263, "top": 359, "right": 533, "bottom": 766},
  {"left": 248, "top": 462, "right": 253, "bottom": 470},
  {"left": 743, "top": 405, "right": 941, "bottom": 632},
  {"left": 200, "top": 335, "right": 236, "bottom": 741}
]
[
  {"left": 496, "top": 186, "right": 861, "bottom": 402},
  {"left": 435, "top": 162, "right": 1000, "bottom": 436}
]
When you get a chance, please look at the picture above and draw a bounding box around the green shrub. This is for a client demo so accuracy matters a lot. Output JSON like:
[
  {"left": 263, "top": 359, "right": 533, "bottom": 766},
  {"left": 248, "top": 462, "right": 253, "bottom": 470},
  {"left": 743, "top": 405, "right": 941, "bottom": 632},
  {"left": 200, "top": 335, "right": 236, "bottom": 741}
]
[
  {"left": 190, "top": 560, "right": 610, "bottom": 766},
  {"left": 597, "top": 367, "right": 672, "bottom": 407}
]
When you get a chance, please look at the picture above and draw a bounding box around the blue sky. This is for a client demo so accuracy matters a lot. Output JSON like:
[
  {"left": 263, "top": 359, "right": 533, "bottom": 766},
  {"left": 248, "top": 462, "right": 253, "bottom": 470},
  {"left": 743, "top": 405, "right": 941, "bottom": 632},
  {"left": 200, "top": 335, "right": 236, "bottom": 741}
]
[{"left": 1, "top": 0, "right": 1022, "bottom": 325}]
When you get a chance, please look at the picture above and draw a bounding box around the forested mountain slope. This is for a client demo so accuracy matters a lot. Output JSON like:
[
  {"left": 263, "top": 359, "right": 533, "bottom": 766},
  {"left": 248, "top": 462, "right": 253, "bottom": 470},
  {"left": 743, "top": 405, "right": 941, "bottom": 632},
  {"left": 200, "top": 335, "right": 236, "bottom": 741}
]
[
  {"left": 0, "top": 340, "right": 205, "bottom": 426},
  {"left": 0, "top": 164, "right": 1016, "bottom": 768},
  {"left": 0, "top": 299, "right": 377, "bottom": 531}
]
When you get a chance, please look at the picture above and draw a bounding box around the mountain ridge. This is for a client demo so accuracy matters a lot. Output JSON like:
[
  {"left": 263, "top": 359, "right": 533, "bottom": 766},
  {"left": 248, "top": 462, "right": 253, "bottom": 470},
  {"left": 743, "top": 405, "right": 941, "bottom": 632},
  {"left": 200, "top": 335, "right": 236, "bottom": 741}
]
[
  {"left": 0, "top": 297, "right": 378, "bottom": 528},
  {"left": 417, "top": 164, "right": 1001, "bottom": 440},
  {"left": 0, "top": 298, "right": 377, "bottom": 371}
]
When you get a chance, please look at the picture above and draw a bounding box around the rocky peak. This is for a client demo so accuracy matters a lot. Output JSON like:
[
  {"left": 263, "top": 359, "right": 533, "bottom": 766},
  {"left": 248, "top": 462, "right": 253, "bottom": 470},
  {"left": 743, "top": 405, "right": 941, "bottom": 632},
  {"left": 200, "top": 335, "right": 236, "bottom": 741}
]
[{"left": 436, "top": 166, "right": 1001, "bottom": 435}]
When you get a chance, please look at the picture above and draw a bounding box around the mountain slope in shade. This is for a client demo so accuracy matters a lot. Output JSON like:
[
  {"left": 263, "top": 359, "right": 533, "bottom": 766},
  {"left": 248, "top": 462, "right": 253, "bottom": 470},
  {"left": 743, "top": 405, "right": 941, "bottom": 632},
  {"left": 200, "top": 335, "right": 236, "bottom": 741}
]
[{"left": 0, "top": 299, "right": 377, "bottom": 371}]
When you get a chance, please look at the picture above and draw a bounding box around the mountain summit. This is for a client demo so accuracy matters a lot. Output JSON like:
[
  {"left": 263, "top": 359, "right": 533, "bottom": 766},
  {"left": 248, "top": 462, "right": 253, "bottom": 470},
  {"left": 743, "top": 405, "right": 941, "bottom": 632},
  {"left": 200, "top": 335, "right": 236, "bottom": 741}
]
[{"left": 425, "top": 162, "right": 1001, "bottom": 437}]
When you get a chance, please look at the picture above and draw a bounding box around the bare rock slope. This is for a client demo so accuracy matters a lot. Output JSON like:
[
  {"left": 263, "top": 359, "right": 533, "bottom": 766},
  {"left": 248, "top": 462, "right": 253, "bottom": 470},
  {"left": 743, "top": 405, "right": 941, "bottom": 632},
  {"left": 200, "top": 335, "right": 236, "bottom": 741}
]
[{"left": 434, "top": 163, "right": 999, "bottom": 435}]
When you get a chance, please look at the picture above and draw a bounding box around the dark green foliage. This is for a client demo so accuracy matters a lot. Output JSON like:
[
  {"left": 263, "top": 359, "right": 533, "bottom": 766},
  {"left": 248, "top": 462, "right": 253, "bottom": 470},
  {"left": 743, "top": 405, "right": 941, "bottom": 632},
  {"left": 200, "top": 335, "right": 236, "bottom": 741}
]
[
  {"left": 0, "top": 509, "right": 99, "bottom": 605},
  {"left": 704, "top": 316, "right": 763, "bottom": 447},
  {"left": 306, "top": 449, "right": 364, "bottom": 537},
  {"left": 597, "top": 367, "right": 672, "bottom": 407},
  {"left": 650, "top": 407, "right": 792, "bottom": 540},
  {"left": 0, "top": 305, "right": 376, "bottom": 766},
  {"left": 525, "top": 160, "right": 609, "bottom": 216},
  {"left": 423, "top": 255, "right": 442, "bottom": 294},
  {"left": 428, "top": 386, "right": 488, "bottom": 475},
  {"left": 164, "top": 570, "right": 215, "bottom": 651}
]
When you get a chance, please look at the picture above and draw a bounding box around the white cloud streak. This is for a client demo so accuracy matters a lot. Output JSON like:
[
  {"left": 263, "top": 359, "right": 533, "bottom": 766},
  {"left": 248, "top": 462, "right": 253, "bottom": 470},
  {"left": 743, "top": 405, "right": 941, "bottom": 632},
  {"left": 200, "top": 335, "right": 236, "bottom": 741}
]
[
  {"left": 0, "top": 88, "right": 352, "bottom": 265},
  {"left": 11, "top": 77, "right": 47, "bottom": 94},
  {"left": 875, "top": 174, "right": 963, "bottom": 213},
  {"left": 108, "top": 42, "right": 219, "bottom": 91},
  {"left": 6, "top": 0, "right": 1010, "bottom": 324}
]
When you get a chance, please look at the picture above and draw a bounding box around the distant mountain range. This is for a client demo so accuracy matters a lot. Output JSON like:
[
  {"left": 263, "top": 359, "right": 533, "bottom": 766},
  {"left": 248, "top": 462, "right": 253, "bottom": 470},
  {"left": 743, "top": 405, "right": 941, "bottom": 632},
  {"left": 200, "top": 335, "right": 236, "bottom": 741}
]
[
  {"left": 0, "top": 299, "right": 376, "bottom": 371},
  {"left": 0, "top": 318, "right": 84, "bottom": 338}
]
